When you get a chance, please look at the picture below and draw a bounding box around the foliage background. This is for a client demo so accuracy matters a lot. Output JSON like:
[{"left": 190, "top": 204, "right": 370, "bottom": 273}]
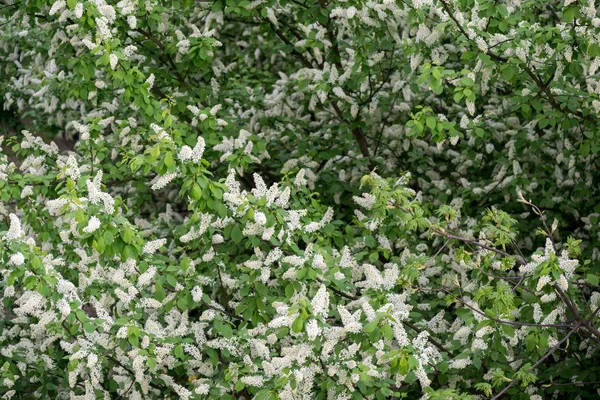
[{"left": 0, "top": 0, "right": 599, "bottom": 399}]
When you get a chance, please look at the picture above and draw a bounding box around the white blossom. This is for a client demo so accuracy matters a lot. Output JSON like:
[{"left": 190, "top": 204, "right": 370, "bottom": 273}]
[
  {"left": 6, "top": 214, "right": 23, "bottom": 241},
  {"left": 9, "top": 253, "right": 25, "bottom": 266},
  {"left": 151, "top": 173, "right": 177, "bottom": 190},
  {"left": 83, "top": 216, "right": 101, "bottom": 233},
  {"left": 143, "top": 238, "right": 167, "bottom": 255},
  {"left": 311, "top": 285, "right": 329, "bottom": 318}
]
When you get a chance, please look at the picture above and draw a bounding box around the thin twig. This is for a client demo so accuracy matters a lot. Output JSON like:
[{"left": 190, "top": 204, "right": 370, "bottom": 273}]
[
  {"left": 491, "top": 307, "right": 600, "bottom": 399},
  {"left": 554, "top": 285, "right": 600, "bottom": 341},
  {"left": 490, "top": 321, "right": 583, "bottom": 400},
  {"left": 430, "top": 227, "right": 526, "bottom": 265}
]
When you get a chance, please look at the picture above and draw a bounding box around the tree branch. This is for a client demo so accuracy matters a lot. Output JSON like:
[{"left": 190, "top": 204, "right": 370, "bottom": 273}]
[
  {"left": 430, "top": 227, "right": 526, "bottom": 265},
  {"left": 491, "top": 320, "right": 583, "bottom": 400}
]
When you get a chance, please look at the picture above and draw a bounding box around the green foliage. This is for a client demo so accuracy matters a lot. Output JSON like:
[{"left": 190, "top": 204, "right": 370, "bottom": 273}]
[{"left": 0, "top": 0, "right": 599, "bottom": 399}]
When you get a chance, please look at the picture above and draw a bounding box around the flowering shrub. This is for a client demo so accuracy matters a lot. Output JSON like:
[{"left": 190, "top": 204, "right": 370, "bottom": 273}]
[{"left": 1, "top": 0, "right": 600, "bottom": 399}]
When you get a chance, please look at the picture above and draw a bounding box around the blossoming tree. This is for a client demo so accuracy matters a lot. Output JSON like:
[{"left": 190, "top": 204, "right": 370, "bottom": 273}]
[{"left": 1, "top": 0, "right": 600, "bottom": 399}]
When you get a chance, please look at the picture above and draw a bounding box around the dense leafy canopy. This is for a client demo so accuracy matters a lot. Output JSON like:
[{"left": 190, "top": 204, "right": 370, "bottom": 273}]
[{"left": 1, "top": 0, "right": 600, "bottom": 399}]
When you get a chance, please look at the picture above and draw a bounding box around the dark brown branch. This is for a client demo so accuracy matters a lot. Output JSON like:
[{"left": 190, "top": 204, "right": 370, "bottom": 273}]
[
  {"left": 541, "top": 380, "right": 600, "bottom": 387},
  {"left": 554, "top": 285, "right": 600, "bottom": 341},
  {"left": 491, "top": 320, "right": 583, "bottom": 400},
  {"left": 316, "top": 277, "right": 357, "bottom": 300},
  {"left": 268, "top": 23, "right": 313, "bottom": 69},
  {"left": 430, "top": 227, "right": 526, "bottom": 265},
  {"left": 403, "top": 320, "right": 453, "bottom": 355},
  {"left": 448, "top": 290, "right": 571, "bottom": 328},
  {"left": 439, "top": 0, "right": 589, "bottom": 121},
  {"left": 202, "top": 301, "right": 243, "bottom": 321},
  {"left": 133, "top": 27, "right": 191, "bottom": 91},
  {"left": 330, "top": 101, "right": 375, "bottom": 170}
]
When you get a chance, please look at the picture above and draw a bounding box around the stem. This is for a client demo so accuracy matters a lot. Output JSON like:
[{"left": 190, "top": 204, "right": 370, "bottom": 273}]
[
  {"left": 490, "top": 320, "right": 583, "bottom": 400},
  {"left": 554, "top": 285, "right": 600, "bottom": 342},
  {"left": 430, "top": 227, "right": 526, "bottom": 265}
]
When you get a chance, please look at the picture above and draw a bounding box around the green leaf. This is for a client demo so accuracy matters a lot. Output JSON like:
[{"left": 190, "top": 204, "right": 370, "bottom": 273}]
[
  {"left": 438, "top": 361, "right": 449, "bottom": 373},
  {"left": 122, "top": 227, "right": 135, "bottom": 244},
  {"left": 364, "top": 320, "right": 378, "bottom": 333},
  {"left": 364, "top": 235, "right": 376, "bottom": 247},
  {"left": 75, "top": 309, "right": 87, "bottom": 322},
  {"left": 147, "top": 357, "right": 157, "bottom": 369},
  {"left": 155, "top": 280, "right": 166, "bottom": 301},
  {"left": 525, "top": 333, "right": 536, "bottom": 352},
  {"left": 164, "top": 152, "right": 174, "bottom": 168},
  {"left": 563, "top": 6, "right": 577, "bottom": 23},
  {"left": 589, "top": 43, "right": 600, "bottom": 58},
  {"left": 292, "top": 316, "right": 304, "bottom": 333},
  {"left": 83, "top": 322, "right": 95, "bottom": 333},
  {"left": 231, "top": 225, "right": 243, "bottom": 244},
  {"left": 103, "top": 230, "right": 114, "bottom": 245},
  {"left": 190, "top": 183, "right": 202, "bottom": 200},
  {"left": 32, "top": 256, "right": 43, "bottom": 271},
  {"left": 254, "top": 390, "right": 271, "bottom": 400},
  {"left": 24, "top": 275, "right": 37, "bottom": 289},
  {"left": 501, "top": 65, "right": 517, "bottom": 81},
  {"left": 219, "top": 322, "right": 233, "bottom": 338},
  {"left": 297, "top": 268, "right": 308, "bottom": 280},
  {"left": 174, "top": 344, "right": 185, "bottom": 359},
  {"left": 128, "top": 332, "right": 140, "bottom": 348},
  {"left": 459, "top": 76, "right": 473, "bottom": 86},
  {"left": 398, "top": 355, "right": 408, "bottom": 374},
  {"left": 496, "top": 4, "right": 508, "bottom": 17},
  {"left": 177, "top": 295, "right": 188, "bottom": 311},
  {"left": 581, "top": 142, "right": 590, "bottom": 157},
  {"left": 369, "top": 252, "right": 379, "bottom": 263},
  {"left": 381, "top": 324, "right": 393, "bottom": 340},
  {"left": 285, "top": 283, "right": 295, "bottom": 299},
  {"left": 93, "top": 236, "right": 106, "bottom": 252},
  {"left": 166, "top": 273, "right": 177, "bottom": 287},
  {"left": 425, "top": 116, "right": 437, "bottom": 130}
]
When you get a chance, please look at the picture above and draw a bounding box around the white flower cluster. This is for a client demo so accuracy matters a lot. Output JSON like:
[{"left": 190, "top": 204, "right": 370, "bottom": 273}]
[
  {"left": 82, "top": 216, "right": 101, "bottom": 234},
  {"left": 151, "top": 172, "right": 178, "bottom": 191},
  {"left": 8, "top": 252, "right": 25, "bottom": 266},
  {"left": 143, "top": 238, "right": 167, "bottom": 255},
  {"left": 352, "top": 193, "right": 377, "bottom": 210},
  {"left": 5, "top": 213, "right": 23, "bottom": 241},
  {"left": 311, "top": 285, "right": 330, "bottom": 317},
  {"left": 86, "top": 171, "right": 115, "bottom": 214},
  {"left": 213, "top": 129, "right": 260, "bottom": 163},
  {"left": 178, "top": 137, "right": 205, "bottom": 163}
]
